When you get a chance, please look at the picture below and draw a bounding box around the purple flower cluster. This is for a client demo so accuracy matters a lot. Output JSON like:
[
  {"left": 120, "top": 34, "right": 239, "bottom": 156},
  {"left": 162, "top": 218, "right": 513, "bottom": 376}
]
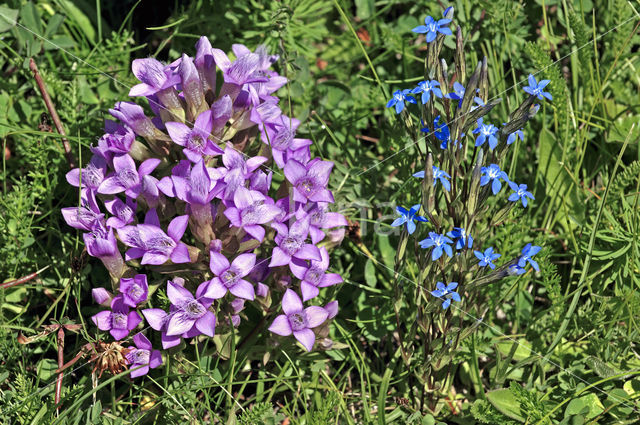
[{"left": 63, "top": 38, "right": 347, "bottom": 376}]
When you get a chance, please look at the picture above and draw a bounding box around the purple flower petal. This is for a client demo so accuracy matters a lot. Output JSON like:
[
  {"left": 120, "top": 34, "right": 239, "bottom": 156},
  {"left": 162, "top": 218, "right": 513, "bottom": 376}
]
[
  {"left": 195, "top": 311, "right": 216, "bottom": 337},
  {"left": 167, "top": 215, "right": 189, "bottom": 241},
  {"left": 133, "top": 333, "right": 152, "bottom": 350},
  {"left": 92, "top": 310, "right": 112, "bottom": 330},
  {"left": 281, "top": 289, "right": 303, "bottom": 315},
  {"left": 127, "top": 311, "right": 142, "bottom": 330},
  {"left": 202, "top": 278, "right": 228, "bottom": 299},
  {"left": 167, "top": 280, "right": 194, "bottom": 305},
  {"left": 268, "top": 314, "right": 292, "bottom": 336},
  {"left": 293, "top": 328, "right": 316, "bottom": 352},
  {"left": 305, "top": 306, "right": 329, "bottom": 328},
  {"left": 170, "top": 243, "right": 191, "bottom": 264},
  {"left": 142, "top": 308, "right": 167, "bottom": 331},
  {"left": 110, "top": 328, "right": 129, "bottom": 340},
  {"left": 229, "top": 279, "right": 255, "bottom": 300},
  {"left": 300, "top": 281, "right": 320, "bottom": 301},
  {"left": 166, "top": 311, "right": 196, "bottom": 336},
  {"left": 231, "top": 253, "right": 256, "bottom": 277},
  {"left": 209, "top": 251, "right": 231, "bottom": 275},
  {"left": 294, "top": 244, "right": 321, "bottom": 261},
  {"left": 269, "top": 247, "right": 291, "bottom": 267},
  {"left": 149, "top": 350, "right": 163, "bottom": 368}
]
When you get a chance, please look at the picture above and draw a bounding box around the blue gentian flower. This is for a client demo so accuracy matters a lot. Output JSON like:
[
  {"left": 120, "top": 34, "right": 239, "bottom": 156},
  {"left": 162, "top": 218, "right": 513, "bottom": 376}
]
[
  {"left": 518, "top": 243, "right": 541, "bottom": 271},
  {"left": 433, "top": 116, "right": 450, "bottom": 149},
  {"left": 474, "top": 247, "right": 501, "bottom": 269},
  {"left": 480, "top": 164, "right": 509, "bottom": 195},
  {"left": 447, "top": 227, "right": 473, "bottom": 249},
  {"left": 506, "top": 127, "right": 524, "bottom": 145},
  {"left": 523, "top": 74, "right": 553, "bottom": 101},
  {"left": 472, "top": 118, "right": 499, "bottom": 150},
  {"left": 508, "top": 182, "right": 534, "bottom": 207},
  {"left": 470, "top": 96, "right": 486, "bottom": 111},
  {"left": 508, "top": 264, "right": 526, "bottom": 275},
  {"left": 386, "top": 89, "right": 417, "bottom": 114},
  {"left": 431, "top": 281, "right": 461, "bottom": 309},
  {"left": 412, "top": 80, "right": 443, "bottom": 104},
  {"left": 413, "top": 166, "right": 451, "bottom": 191},
  {"left": 391, "top": 204, "right": 428, "bottom": 235},
  {"left": 445, "top": 81, "right": 465, "bottom": 108},
  {"left": 412, "top": 16, "right": 453, "bottom": 43},
  {"left": 419, "top": 232, "right": 454, "bottom": 260}
]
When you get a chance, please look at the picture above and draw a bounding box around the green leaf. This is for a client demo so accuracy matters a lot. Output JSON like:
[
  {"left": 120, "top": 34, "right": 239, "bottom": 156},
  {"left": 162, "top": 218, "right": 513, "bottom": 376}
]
[
  {"left": 0, "top": 6, "right": 19, "bottom": 33},
  {"left": 564, "top": 394, "right": 604, "bottom": 420},
  {"left": 19, "top": 2, "right": 42, "bottom": 34},
  {"left": 37, "top": 358, "right": 59, "bottom": 380},
  {"left": 486, "top": 389, "right": 525, "bottom": 422},
  {"left": 44, "top": 13, "right": 65, "bottom": 38},
  {"left": 355, "top": 0, "right": 374, "bottom": 19},
  {"left": 364, "top": 258, "right": 377, "bottom": 286},
  {"left": 57, "top": 0, "right": 95, "bottom": 43}
]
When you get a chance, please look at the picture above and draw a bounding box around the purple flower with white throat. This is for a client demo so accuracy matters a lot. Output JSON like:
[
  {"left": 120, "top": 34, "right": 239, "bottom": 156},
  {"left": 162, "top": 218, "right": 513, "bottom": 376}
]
[
  {"left": 104, "top": 196, "right": 137, "bottom": 229},
  {"left": 301, "top": 202, "right": 348, "bottom": 244},
  {"left": 92, "top": 295, "right": 142, "bottom": 340},
  {"left": 164, "top": 280, "right": 216, "bottom": 338},
  {"left": 129, "top": 57, "right": 181, "bottom": 98},
  {"left": 284, "top": 159, "right": 334, "bottom": 204},
  {"left": 98, "top": 154, "right": 160, "bottom": 200},
  {"left": 223, "top": 187, "right": 281, "bottom": 242},
  {"left": 290, "top": 247, "right": 343, "bottom": 301},
  {"left": 126, "top": 333, "right": 162, "bottom": 378},
  {"left": 61, "top": 189, "right": 103, "bottom": 231},
  {"left": 260, "top": 115, "right": 312, "bottom": 168},
  {"left": 84, "top": 221, "right": 124, "bottom": 278},
  {"left": 66, "top": 155, "right": 107, "bottom": 192},
  {"left": 204, "top": 252, "right": 256, "bottom": 300},
  {"left": 269, "top": 217, "right": 321, "bottom": 270},
  {"left": 94, "top": 120, "right": 135, "bottom": 159},
  {"left": 268, "top": 289, "right": 329, "bottom": 351},
  {"left": 119, "top": 274, "right": 149, "bottom": 307},
  {"left": 165, "top": 110, "right": 223, "bottom": 162},
  {"left": 118, "top": 215, "right": 191, "bottom": 265},
  {"left": 141, "top": 308, "right": 178, "bottom": 350}
]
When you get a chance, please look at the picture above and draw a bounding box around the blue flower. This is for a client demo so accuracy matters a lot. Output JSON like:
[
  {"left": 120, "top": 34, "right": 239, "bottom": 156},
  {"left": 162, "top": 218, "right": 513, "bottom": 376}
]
[
  {"left": 472, "top": 118, "right": 499, "bottom": 150},
  {"left": 480, "top": 164, "right": 509, "bottom": 195},
  {"left": 508, "top": 182, "right": 534, "bottom": 207},
  {"left": 432, "top": 116, "right": 451, "bottom": 149},
  {"left": 412, "top": 16, "right": 452, "bottom": 43},
  {"left": 386, "top": 89, "right": 417, "bottom": 114},
  {"left": 412, "top": 80, "right": 443, "bottom": 104},
  {"left": 470, "top": 96, "right": 485, "bottom": 111},
  {"left": 445, "top": 81, "right": 465, "bottom": 108},
  {"left": 447, "top": 227, "right": 473, "bottom": 249},
  {"left": 506, "top": 128, "right": 524, "bottom": 145},
  {"left": 474, "top": 247, "right": 501, "bottom": 269},
  {"left": 508, "top": 264, "right": 526, "bottom": 275},
  {"left": 518, "top": 243, "right": 541, "bottom": 271},
  {"left": 431, "top": 281, "right": 461, "bottom": 309},
  {"left": 523, "top": 74, "right": 553, "bottom": 101},
  {"left": 419, "top": 232, "right": 454, "bottom": 260},
  {"left": 413, "top": 166, "right": 451, "bottom": 191},
  {"left": 391, "top": 204, "right": 428, "bottom": 235}
]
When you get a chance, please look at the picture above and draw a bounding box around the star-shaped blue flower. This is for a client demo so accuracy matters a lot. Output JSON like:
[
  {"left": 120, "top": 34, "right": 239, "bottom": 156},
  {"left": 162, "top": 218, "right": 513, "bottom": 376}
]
[
  {"left": 412, "top": 80, "right": 443, "bottom": 104},
  {"left": 507, "top": 128, "right": 524, "bottom": 145},
  {"left": 386, "top": 89, "right": 417, "bottom": 114},
  {"left": 518, "top": 243, "right": 541, "bottom": 271},
  {"left": 412, "top": 16, "right": 452, "bottom": 43},
  {"left": 523, "top": 74, "right": 552, "bottom": 101},
  {"left": 474, "top": 247, "right": 501, "bottom": 269},
  {"left": 445, "top": 81, "right": 465, "bottom": 108},
  {"left": 419, "top": 232, "right": 454, "bottom": 260},
  {"left": 508, "top": 264, "right": 526, "bottom": 275},
  {"left": 508, "top": 182, "right": 534, "bottom": 207},
  {"left": 391, "top": 204, "right": 428, "bottom": 235},
  {"left": 413, "top": 166, "right": 451, "bottom": 191},
  {"left": 431, "top": 281, "right": 461, "bottom": 309},
  {"left": 447, "top": 227, "right": 473, "bottom": 249},
  {"left": 472, "top": 118, "right": 499, "bottom": 150},
  {"left": 480, "top": 164, "right": 509, "bottom": 195}
]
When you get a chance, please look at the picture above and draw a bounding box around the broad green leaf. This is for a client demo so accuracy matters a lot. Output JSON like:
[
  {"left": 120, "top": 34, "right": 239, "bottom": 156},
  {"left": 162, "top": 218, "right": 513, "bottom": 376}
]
[
  {"left": 486, "top": 388, "right": 525, "bottom": 422},
  {"left": 0, "top": 6, "right": 18, "bottom": 32},
  {"left": 564, "top": 394, "right": 604, "bottom": 420}
]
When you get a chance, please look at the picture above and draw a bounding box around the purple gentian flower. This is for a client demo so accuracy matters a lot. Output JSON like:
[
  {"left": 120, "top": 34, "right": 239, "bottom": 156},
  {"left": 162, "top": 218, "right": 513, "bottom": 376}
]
[
  {"left": 290, "top": 247, "right": 343, "bottom": 301},
  {"left": 204, "top": 252, "right": 257, "bottom": 300},
  {"left": 474, "top": 247, "right": 501, "bottom": 269},
  {"left": 165, "top": 280, "right": 216, "bottom": 337},
  {"left": 165, "top": 110, "right": 224, "bottom": 162},
  {"left": 412, "top": 16, "right": 452, "bottom": 42},
  {"left": 419, "top": 232, "right": 454, "bottom": 260},
  {"left": 284, "top": 159, "right": 334, "bottom": 203},
  {"left": 480, "top": 164, "right": 509, "bottom": 195},
  {"left": 65, "top": 155, "right": 107, "bottom": 192},
  {"left": 94, "top": 120, "right": 135, "bottom": 160},
  {"left": 223, "top": 187, "right": 281, "bottom": 242},
  {"left": 126, "top": 333, "right": 163, "bottom": 378},
  {"left": 268, "top": 289, "right": 329, "bottom": 351},
  {"left": 269, "top": 217, "right": 322, "bottom": 270},
  {"left": 61, "top": 189, "right": 103, "bottom": 231},
  {"left": 412, "top": 80, "right": 443, "bottom": 104},
  {"left": 129, "top": 57, "right": 181, "bottom": 97},
  {"left": 104, "top": 196, "right": 137, "bottom": 229},
  {"left": 92, "top": 287, "right": 113, "bottom": 307},
  {"left": 430, "top": 282, "right": 461, "bottom": 309},
  {"left": 109, "top": 102, "right": 158, "bottom": 139},
  {"left": 386, "top": 89, "right": 417, "bottom": 114},
  {"left": 194, "top": 36, "right": 217, "bottom": 94},
  {"left": 98, "top": 154, "right": 160, "bottom": 199},
  {"left": 117, "top": 215, "right": 191, "bottom": 265},
  {"left": 119, "top": 274, "right": 149, "bottom": 307},
  {"left": 141, "top": 308, "right": 178, "bottom": 350},
  {"left": 298, "top": 202, "right": 347, "bottom": 244},
  {"left": 92, "top": 295, "right": 142, "bottom": 340},
  {"left": 518, "top": 243, "right": 541, "bottom": 271},
  {"left": 508, "top": 182, "right": 535, "bottom": 207},
  {"left": 84, "top": 221, "right": 124, "bottom": 277},
  {"left": 261, "top": 115, "right": 313, "bottom": 168}
]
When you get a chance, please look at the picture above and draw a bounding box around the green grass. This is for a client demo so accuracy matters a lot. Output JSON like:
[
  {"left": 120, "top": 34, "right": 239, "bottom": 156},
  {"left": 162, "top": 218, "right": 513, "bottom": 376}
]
[{"left": 1, "top": 0, "right": 640, "bottom": 424}]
